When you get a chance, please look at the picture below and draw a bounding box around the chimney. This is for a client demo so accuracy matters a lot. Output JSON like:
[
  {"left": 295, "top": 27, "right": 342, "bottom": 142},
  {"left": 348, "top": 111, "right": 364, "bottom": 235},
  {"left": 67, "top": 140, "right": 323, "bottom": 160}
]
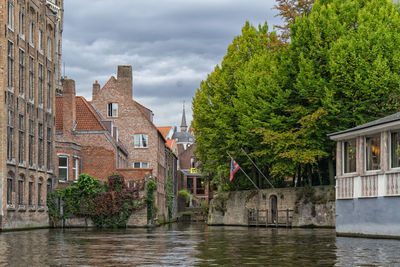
[
  {"left": 62, "top": 79, "right": 76, "bottom": 133},
  {"left": 92, "top": 80, "right": 100, "bottom": 100},
  {"left": 117, "top": 65, "right": 133, "bottom": 99}
]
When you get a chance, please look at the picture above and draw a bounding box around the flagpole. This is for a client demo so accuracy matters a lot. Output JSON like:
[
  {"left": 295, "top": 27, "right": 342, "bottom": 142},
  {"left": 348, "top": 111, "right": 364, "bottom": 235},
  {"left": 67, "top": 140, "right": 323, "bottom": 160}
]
[
  {"left": 226, "top": 152, "right": 260, "bottom": 190},
  {"left": 241, "top": 148, "right": 274, "bottom": 188}
]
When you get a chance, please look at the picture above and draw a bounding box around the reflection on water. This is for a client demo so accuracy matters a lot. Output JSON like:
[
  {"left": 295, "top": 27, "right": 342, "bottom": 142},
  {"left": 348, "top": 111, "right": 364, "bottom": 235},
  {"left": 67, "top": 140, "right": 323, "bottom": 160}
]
[{"left": 0, "top": 224, "right": 399, "bottom": 266}]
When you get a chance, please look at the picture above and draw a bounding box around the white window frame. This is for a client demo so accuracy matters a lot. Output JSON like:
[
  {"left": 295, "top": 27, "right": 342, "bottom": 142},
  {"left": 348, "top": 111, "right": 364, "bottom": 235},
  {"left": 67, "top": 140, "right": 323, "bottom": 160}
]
[
  {"left": 19, "top": 10, "right": 25, "bottom": 39},
  {"left": 8, "top": 1, "right": 14, "bottom": 31},
  {"left": 133, "top": 161, "right": 149, "bottom": 168},
  {"left": 134, "top": 133, "right": 148, "bottom": 148},
  {"left": 72, "top": 157, "right": 79, "bottom": 181},
  {"left": 29, "top": 20, "right": 34, "bottom": 47},
  {"left": 342, "top": 139, "right": 357, "bottom": 175},
  {"left": 47, "top": 37, "right": 52, "bottom": 61},
  {"left": 58, "top": 155, "right": 68, "bottom": 181},
  {"left": 364, "top": 134, "right": 381, "bottom": 172},
  {"left": 107, "top": 102, "right": 118, "bottom": 117}
]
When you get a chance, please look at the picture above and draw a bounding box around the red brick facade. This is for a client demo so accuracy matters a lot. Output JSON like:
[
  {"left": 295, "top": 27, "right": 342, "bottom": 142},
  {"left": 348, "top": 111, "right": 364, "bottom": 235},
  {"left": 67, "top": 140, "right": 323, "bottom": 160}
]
[
  {"left": 90, "top": 66, "right": 169, "bottom": 219},
  {"left": 55, "top": 79, "right": 129, "bottom": 185}
]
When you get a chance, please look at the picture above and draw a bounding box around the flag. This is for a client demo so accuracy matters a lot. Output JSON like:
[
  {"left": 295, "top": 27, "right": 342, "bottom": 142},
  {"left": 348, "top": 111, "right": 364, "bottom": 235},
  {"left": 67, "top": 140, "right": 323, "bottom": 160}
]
[{"left": 230, "top": 158, "right": 240, "bottom": 181}]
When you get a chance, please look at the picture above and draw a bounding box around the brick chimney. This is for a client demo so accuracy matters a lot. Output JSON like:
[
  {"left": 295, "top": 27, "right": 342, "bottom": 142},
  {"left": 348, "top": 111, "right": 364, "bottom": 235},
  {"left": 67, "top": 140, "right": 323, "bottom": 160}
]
[
  {"left": 92, "top": 80, "right": 100, "bottom": 100},
  {"left": 117, "top": 65, "right": 133, "bottom": 99},
  {"left": 62, "top": 79, "right": 76, "bottom": 133}
]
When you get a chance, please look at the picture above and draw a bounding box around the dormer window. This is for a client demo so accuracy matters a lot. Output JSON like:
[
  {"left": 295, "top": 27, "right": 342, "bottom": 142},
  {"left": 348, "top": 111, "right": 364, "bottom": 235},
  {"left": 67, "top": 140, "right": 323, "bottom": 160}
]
[{"left": 107, "top": 103, "right": 118, "bottom": 117}]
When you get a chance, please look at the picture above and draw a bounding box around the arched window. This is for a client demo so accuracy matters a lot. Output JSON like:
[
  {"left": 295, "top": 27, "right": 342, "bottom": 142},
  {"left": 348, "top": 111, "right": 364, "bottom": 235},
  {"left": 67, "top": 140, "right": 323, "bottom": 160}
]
[
  {"left": 18, "top": 174, "right": 25, "bottom": 205},
  {"left": 7, "top": 171, "right": 15, "bottom": 204},
  {"left": 28, "top": 176, "right": 34, "bottom": 206},
  {"left": 38, "top": 178, "right": 43, "bottom": 206},
  {"left": 46, "top": 178, "right": 52, "bottom": 198}
]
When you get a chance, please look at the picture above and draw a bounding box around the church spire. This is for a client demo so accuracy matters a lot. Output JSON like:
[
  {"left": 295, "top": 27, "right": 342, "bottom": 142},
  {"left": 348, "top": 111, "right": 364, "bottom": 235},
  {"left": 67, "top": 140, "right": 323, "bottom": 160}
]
[{"left": 180, "top": 101, "right": 187, "bottom": 132}]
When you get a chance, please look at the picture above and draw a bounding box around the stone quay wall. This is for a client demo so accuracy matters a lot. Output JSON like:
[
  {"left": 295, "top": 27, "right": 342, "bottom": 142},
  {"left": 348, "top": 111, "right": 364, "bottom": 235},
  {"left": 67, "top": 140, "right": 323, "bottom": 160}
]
[{"left": 208, "top": 186, "right": 335, "bottom": 228}]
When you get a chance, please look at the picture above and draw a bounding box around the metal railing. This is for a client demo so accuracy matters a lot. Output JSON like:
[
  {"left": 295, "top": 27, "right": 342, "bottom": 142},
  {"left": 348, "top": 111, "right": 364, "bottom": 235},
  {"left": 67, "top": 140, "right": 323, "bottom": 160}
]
[{"left": 247, "top": 208, "right": 293, "bottom": 227}]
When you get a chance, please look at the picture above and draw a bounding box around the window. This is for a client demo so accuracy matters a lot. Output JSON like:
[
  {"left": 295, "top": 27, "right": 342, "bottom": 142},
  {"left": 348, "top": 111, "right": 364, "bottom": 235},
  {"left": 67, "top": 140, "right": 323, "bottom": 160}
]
[
  {"left": 107, "top": 103, "right": 118, "bottom": 117},
  {"left": 133, "top": 161, "right": 149, "bottom": 168},
  {"left": 47, "top": 37, "right": 52, "bottom": 60},
  {"left": 196, "top": 178, "right": 205, "bottom": 195},
  {"left": 28, "top": 181, "right": 33, "bottom": 205},
  {"left": 8, "top": 41, "right": 14, "bottom": 88},
  {"left": 365, "top": 135, "right": 381, "bottom": 171},
  {"left": 343, "top": 139, "right": 356, "bottom": 173},
  {"left": 7, "top": 174, "right": 14, "bottom": 204},
  {"left": 29, "top": 57, "right": 34, "bottom": 100},
  {"left": 47, "top": 127, "right": 52, "bottom": 169},
  {"left": 72, "top": 158, "right": 79, "bottom": 180},
  {"left": 19, "top": 49, "right": 24, "bottom": 96},
  {"left": 7, "top": 109, "right": 14, "bottom": 160},
  {"left": 19, "top": 11, "right": 24, "bottom": 37},
  {"left": 187, "top": 178, "right": 194, "bottom": 194},
  {"left": 190, "top": 157, "right": 199, "bottom": 169},
  {"left": 47, "top": 179, "right": 52, "bottom": 197},
  {"left": 37, "top": 181, "right": 42, "bottom": 206},
  {"left": 134, "top": 133, "right": 148, "bottom": 148},
  {"left": 8, "top": 1, "right": 14, "bottom": 30},
  {"left": 38, "top": 30, "right": 43, "bottom": 52},
  {"left": 29, "top": 21, "right": 34, "bottom": 46},
  {"left": 18, "top": 175, "right": 24, "bottom": 205},
  {"left": 38, "top": 64, "right": 43, "bottom": 104},
  {"left": 391, "top": 132, "right": 400, "bottom": 168},
  {"left": 18, "top": 114, "right": 25, "bottom": 163},
  {"left": 58, "top": 156, "right": 68, "bottom": 181},
  {"left": 28, "top": 119, "right": 34, "bottom": 166},
  {"left": 38, "top": 123, "right": 44, "bottom": 167},
  {"left": 47, "top": 70, "right": 51, "bottom": 109}
]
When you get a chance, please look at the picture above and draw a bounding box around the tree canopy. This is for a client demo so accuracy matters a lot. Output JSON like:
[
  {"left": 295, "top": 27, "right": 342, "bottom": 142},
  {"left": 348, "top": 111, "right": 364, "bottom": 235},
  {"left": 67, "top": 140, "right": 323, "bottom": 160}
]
[{"left": 192, "top": 0, "right": 400, "bottom": 190}]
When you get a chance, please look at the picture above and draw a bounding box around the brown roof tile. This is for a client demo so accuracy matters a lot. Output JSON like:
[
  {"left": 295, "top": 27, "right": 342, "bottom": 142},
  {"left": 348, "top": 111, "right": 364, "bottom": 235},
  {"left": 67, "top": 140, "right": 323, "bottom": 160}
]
[
  {"left": 75, "top": 96, "right": 106, "bottom": 131},
  {"left": 157, "top": 126, "right": 172, "bottom": 138}
]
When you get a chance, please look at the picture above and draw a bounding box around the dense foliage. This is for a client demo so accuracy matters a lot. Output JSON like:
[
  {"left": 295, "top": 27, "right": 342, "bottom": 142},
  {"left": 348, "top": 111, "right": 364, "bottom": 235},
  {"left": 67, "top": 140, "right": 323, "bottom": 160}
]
[
  {"left": 145, "top": 179, "right": 158, "bottom": 223},
  {"left": 48, "top": 174, "right": 143, "bottom": 228},
  {"left": 193, "top": 0, "right": 400, "bottom": 190}
]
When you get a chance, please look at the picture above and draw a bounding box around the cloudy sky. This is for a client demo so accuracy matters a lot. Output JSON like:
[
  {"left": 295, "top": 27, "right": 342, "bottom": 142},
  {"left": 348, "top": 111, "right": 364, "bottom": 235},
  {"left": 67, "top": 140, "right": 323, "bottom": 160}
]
[{"left": 63, "top": 0, "right": 282, "bottom": 127}]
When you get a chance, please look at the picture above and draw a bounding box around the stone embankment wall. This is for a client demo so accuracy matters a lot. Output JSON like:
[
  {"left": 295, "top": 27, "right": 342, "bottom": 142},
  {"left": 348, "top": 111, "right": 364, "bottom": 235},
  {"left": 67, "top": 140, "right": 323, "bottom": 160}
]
[{"left": 208, "top": 186, "right": 335, "bottom": 228}]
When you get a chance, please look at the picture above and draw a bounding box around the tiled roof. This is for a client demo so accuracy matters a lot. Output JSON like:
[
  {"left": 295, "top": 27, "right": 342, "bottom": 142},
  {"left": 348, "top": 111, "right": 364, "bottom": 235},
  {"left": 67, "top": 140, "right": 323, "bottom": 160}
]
[
  {"left": 75, "top": 96, "right": 106, "bottom": 131},
  {"left": 166, "top": 139, "right": 176, "bottom": 150},
  {"left": 157, "top": 126, "right": 172, "bottom": 138},
  {"left": 56, "top": 97, "right": 63, "bottom": 131}
]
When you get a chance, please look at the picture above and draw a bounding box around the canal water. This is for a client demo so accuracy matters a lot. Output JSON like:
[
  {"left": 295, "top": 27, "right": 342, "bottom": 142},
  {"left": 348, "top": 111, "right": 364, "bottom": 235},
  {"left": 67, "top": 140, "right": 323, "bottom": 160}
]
[{"left": 0, "top": 224, "right": 399, "bottom": 266}]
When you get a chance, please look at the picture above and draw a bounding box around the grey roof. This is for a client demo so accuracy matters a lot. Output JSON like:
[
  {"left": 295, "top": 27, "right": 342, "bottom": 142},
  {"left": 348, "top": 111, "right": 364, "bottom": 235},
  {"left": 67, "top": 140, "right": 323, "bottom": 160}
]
[
  {"left": 328, "top": 111, "right": 400, "bottom": 137},
  {"left": 172, "top": 131, "right": 195, "bottom": 143}
]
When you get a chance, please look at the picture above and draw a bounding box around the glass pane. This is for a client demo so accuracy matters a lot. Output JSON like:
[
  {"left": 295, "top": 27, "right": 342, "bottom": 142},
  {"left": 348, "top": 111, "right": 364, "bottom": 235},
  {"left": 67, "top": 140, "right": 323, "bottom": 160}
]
[
  {"left": 58, "top": 157, "right": 67, "bottom": 167},
  {"left": 134, "top": 162, "right": 140, "bottom": 168},
  {"left": 59, "top": 168, "right": 67, "bottom": 180},
  {"left": 343, "top": 139, "right": 356, "bottom": 173},
  {"left": 134, "top": 134, "right": 140, "bottom": 147},
  {"left": 142, "top": 162, "right": 148, "bottom": 168},
  {"left": 142, "top": 134, "right": 147, "bottom": 147},
  {"left": 391, "top": 132, "right": 400, "bottom": 168},
  {"left": 366, "top": 135, "right": 381, "bottom": 171}
]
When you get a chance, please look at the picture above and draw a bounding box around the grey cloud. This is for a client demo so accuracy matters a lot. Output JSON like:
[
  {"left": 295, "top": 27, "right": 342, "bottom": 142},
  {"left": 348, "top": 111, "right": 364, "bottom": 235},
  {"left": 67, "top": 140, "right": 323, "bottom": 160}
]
[{"left": 63, "top": 0, "right": 282, "bottom": 126}]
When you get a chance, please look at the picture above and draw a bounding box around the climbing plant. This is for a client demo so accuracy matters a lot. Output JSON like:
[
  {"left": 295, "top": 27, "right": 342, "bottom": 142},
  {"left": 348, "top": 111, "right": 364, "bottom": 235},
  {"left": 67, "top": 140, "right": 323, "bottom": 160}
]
[{"left": 146, "top": 179, "right": 157, "bottom": 223}]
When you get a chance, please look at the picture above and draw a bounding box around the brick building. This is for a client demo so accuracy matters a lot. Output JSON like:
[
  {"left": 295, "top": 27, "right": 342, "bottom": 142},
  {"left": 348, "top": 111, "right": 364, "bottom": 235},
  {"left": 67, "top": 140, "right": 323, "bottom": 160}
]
[
  {"left": 0, "top": 0, "right": 63, "bottom": 230},
  {"left": 91, "top": 65, "right": 172, "bottom": 220},
  {"left": 55, "top": 79, "right": 129, "bottom": 185}
]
